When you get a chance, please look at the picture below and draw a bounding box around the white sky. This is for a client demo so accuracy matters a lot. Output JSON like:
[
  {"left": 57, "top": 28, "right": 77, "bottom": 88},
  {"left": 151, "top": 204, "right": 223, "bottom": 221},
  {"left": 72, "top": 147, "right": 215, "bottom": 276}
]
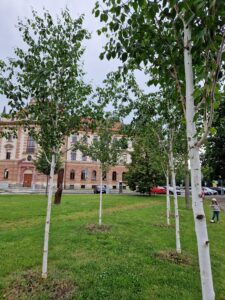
[{"left": 0, "top": 0, "right": 151, "bottom": 118}]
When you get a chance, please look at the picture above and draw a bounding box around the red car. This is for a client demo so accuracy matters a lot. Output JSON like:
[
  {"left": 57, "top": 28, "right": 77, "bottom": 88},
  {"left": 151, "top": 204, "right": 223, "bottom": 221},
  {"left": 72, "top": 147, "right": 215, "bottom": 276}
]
[{"left": 150, "top": 186, "right": 166, "bottom": 194}]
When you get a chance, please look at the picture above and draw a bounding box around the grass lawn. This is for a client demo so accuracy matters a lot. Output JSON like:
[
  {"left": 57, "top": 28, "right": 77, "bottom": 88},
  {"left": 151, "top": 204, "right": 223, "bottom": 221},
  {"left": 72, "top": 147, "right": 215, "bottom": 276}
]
[{"left": 0, "top": 194, "right": 225, "bottom": 299}]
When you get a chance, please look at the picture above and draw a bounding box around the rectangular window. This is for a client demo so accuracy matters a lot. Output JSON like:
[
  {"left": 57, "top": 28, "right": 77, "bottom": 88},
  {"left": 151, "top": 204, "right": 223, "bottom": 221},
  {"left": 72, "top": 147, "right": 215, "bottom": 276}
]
[
  {"left": 7, "top": 135, "right": 13, "bottom": 142},
  {"left": 81, "top": 185, "right": 85, "bottom": 189},
  {"left": 71, "top": 135, "right": 77, "bottom": 144},
  {"left": 82, "top": 154, "right": 87, "bottom": 161},
  {"left": 26, "top": 136, "right": 35, "bottom": 153},
  {"left": 71, "top": 151, "right": 76, "bottom": 161},
  {"left": 6, "top": 152, "right": 11, "bottom": 160}
]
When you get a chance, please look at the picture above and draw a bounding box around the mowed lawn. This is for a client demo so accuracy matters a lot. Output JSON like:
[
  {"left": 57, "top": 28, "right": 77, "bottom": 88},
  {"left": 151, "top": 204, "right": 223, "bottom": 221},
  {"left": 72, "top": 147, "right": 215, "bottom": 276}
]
[{"left": 0, "top": 194, "right": 225, "bottom": 299}]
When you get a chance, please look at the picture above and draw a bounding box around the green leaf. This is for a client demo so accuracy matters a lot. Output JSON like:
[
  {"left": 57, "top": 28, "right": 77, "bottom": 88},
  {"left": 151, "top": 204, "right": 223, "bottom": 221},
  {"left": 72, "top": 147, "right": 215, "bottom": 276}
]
[
  {"left": 121, "top": 52, "right": 128, "bottom": 62},
  {"left": 99, "top": 52, "right": 105, "bottom": 60},
  {"left": 95, "top": 10, "right": 100, "bottom": 18},
  {"left": 209, "top": 127, "right": 217, "bottom": 136},
  {"left": 100, "top": 13, "right": 108, "bottom": 22}
]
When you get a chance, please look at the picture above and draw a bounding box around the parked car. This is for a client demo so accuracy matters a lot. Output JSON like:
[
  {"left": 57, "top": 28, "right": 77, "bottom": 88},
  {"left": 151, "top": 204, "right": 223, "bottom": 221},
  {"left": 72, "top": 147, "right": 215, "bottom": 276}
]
[
  {"left": 150, "top": 186, "right": 166, "bottom": 194},
  {"left": 93, "top": 185, "right": 107, "bottom": 194},
  {"left": 164, "top": 186, "right": 181, "bottom": 195},
  {"left": 210, "top": 187, "right": 225, "bottom": 195},
  {"left": 202, "top": 187, "right": 218, "bottom": 195}
]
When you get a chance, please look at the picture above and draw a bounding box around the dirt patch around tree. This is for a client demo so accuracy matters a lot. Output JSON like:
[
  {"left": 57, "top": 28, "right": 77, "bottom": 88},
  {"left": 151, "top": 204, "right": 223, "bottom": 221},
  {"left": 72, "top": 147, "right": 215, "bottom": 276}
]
[
  {"left": 152, "top": 224, "right": 175, "bottom": 229},
  {"left": 156, "top": 250, "right": 194, "bottom": 266},
  {"left": 4, "top": 270, "right": 77, "bottom": 300},
  {"left": 86, "top": 223, "right": 111, "bottom": 234}
]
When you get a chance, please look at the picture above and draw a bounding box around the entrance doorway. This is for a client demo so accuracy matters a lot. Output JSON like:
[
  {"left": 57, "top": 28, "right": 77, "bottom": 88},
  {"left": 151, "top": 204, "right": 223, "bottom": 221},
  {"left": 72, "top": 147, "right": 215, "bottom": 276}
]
[{"left": 23, "top": 174, "right": 32, "bottom": 187}]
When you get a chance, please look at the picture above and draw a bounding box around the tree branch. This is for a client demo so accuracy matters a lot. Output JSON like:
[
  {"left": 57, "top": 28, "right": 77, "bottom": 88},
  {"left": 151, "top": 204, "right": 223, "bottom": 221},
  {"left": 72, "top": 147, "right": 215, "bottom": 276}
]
[{"left": 196, "top": 27, "right": 225, "bottom": 147}]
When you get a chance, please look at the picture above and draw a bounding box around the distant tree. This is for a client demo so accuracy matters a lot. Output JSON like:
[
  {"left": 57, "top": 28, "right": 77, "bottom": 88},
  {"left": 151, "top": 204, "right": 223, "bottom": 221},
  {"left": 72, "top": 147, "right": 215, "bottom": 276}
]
[
  {"left": 202, "top": 98, "right": 225, "bottom": 184},
  {"left": 126, "top": 133, "right": 163, "bottom": 195},
  {"left": 74, "top": 115, "right": 127, "bottom": 225}
]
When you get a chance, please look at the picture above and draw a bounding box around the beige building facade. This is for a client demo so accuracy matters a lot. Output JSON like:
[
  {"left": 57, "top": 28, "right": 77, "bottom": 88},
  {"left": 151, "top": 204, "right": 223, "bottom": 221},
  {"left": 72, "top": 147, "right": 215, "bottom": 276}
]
[{"left": 0, "top": 121, "right": 132, "bottom": 191}]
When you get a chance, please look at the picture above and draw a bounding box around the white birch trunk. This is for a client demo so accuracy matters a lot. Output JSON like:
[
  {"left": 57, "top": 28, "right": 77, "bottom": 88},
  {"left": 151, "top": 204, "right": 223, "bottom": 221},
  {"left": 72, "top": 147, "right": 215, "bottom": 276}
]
[
  {"left": 99, "top": 167, "right": 103, "bottom": 226},
  {"left": 169, "top": 145, "right": 181, "bottom": 253},
  {"left": 184, "top": 24, "right": 215, "bottom": 300},
  {"left": 185, "top": 156, "right": 191, "bottom": 209},
  {"left": 42, "top": 153, "right": 55, "bottom": 279},
  {"left": 166, "top": 170, "right": 170, "bottom": 226}
]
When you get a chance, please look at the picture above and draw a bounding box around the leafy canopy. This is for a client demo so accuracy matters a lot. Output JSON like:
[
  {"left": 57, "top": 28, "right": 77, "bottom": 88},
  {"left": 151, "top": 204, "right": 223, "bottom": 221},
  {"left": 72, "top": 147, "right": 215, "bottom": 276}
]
[
  {"left": 0, "top": 9, "right": 93, "bottom": 152},
  {"left": 73, "top": 115, "right": 128, "bottom": 174}
]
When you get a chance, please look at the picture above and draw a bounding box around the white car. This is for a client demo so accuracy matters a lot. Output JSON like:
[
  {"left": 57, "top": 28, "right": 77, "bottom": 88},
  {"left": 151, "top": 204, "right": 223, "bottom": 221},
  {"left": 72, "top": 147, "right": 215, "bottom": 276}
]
[
  {"left": 202, "top": 187, "right": 218, "bottom": 195},
  {"left": 164, "top": 186, "right": 181, "bottom": 195}
]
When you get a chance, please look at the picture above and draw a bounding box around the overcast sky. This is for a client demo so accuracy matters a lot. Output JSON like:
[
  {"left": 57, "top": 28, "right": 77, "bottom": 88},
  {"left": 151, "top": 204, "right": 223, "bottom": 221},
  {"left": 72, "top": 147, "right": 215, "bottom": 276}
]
[{"left": 0, "top": 0, "right": 126, "bottom": 112}]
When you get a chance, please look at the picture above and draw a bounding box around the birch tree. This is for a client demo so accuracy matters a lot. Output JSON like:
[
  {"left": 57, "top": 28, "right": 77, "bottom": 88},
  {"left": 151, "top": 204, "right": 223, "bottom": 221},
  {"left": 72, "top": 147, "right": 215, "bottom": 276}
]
[
  {"left": 74, "top": 115, "right": 127, "bottom": 225},
  {"left": 139, "top": 92, "right": 183, "bottom": 252},
  {"left": 0, "top": 9, "right": 92, "bottom": 278},
  {"left": 33, "top": 149, "right": 62, "bottom": 195},
  {"left": 93, "top": 1, "right": 225, "bottom": 298}
]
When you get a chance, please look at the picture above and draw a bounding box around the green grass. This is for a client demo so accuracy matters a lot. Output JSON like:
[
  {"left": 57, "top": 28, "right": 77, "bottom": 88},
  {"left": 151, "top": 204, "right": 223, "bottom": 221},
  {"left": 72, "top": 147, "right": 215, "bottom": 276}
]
[{"left": 0, "top": 194, "right": 225, "bottom": 299}]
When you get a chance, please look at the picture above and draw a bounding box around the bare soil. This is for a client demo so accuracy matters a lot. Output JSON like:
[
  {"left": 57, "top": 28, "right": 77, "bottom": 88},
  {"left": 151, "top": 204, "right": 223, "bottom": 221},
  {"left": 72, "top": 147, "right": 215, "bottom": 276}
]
[
  {"left": 156, "top": 250, "right": 194, "bottom": 266},
  {"left": 4, "top": 271, "right": 76, "bottom": 300},
  {"left": 86, "top": 223, "right": 111, "bottom": 234}
]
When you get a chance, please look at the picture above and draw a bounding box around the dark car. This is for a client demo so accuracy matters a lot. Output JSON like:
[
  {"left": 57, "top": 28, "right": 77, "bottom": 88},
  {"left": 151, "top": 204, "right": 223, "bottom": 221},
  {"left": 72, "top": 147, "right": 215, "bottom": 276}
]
[
  {"left": 93, "top": 185, "right": 107, "bottom": 194},
  {"left": 210, "top": 187, "right": 225, "bottom": 195}
]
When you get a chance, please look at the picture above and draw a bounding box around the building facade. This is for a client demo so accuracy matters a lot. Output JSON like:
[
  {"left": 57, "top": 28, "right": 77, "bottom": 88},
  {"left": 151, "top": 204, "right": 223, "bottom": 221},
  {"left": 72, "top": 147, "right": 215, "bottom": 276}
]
[{"left": 0, "top": 121, "right": 132, "bottom": 191}]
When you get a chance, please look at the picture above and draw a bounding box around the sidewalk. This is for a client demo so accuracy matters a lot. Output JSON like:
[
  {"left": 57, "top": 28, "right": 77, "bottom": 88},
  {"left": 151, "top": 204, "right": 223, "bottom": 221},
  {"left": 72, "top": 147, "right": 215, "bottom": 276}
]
[{"left": 0, "top": 187, "right": 138, "bottom": 195}]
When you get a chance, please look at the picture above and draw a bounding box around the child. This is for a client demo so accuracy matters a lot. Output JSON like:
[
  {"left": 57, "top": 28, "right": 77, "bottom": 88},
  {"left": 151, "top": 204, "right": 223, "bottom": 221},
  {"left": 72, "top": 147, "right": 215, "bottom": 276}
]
[{"left": 210, "top": 198, "right": 220, "bottom": 223}]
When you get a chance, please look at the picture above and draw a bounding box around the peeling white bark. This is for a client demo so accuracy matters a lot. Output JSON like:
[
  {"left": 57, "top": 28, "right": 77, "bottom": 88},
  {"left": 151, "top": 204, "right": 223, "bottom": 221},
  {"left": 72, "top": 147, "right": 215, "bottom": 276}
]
[
  {"left": 42, "top": 153, "right": 55, "bottom": 279},
  {"left": 99, "top": 167, "right": 103, "bottom": 226},
  {"left": 184, "top": 24, "right": 215, "bottom": 300}
]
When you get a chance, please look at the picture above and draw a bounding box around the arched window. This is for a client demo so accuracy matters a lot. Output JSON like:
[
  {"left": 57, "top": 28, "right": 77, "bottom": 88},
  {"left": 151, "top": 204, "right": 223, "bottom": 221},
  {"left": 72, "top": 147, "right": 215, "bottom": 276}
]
[
  {"left": 4, "top": 169, "right": 9, "bottom": 179},
  {"left": 5, "top": 144, "right": 13, "bottom": 160},
  {"left": 102, "top": 171, "right": 107, "bottom": 181},
  {"left": 122, "top": 172, "right": 127, "bottom": 181},
  {"left": 112, "top": 171, "right": 117, "bottom": 181},
  {"left": 70, "top": 170, "right": 75, "bottom": 180},
  {"left": 81, "top": 170, "right": 88, "bottom": 180},
  {"left": 92, "top": 170, "right": 97, "bottom": 181}
]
